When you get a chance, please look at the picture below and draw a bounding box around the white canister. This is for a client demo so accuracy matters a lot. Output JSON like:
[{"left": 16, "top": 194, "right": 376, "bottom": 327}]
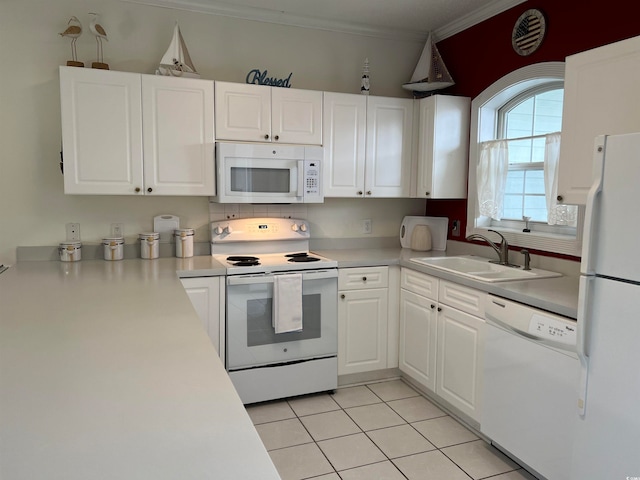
[
  {"left": 175, "top": 228, "right": 194, "bottom": 258},
  {"left": 139, "top": 232, "right": 160, "bottom": 259},
  {"left": 58, "top": 241, "right": 82, "bottom": 262},
  {"left": 410, "top": 225, "right": 432, "bottom": 252},
  {"left": 102, "top": 237, "right": 124, "bottom": 261}
]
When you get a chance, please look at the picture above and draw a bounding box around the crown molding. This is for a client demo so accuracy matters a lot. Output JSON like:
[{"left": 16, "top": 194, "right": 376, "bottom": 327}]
[
  {"left": 434, "top": 0, "right": 527, "bottom": 41},
  {"left": 120, "top": 0, "right": 527, "bottom": 43}
]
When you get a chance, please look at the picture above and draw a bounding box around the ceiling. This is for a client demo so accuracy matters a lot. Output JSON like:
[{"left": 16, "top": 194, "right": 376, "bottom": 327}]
[{"left": 121, "top": 0, "right": 526, "bottom": 42}]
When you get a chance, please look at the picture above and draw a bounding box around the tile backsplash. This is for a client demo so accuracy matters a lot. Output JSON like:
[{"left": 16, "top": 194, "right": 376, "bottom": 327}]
[{"left": 209, "top": 201, "right": 308, "bottom": 222}]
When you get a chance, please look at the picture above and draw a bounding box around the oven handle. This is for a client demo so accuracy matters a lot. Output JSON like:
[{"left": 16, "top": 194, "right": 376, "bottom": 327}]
[{"left": 227, "top": 269, "right": 338, "bottom": 285}]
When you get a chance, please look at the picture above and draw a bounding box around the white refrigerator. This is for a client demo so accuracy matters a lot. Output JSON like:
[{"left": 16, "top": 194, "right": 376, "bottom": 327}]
[{"left": 572, "top": 132, "right": 640, "bottom": 479}]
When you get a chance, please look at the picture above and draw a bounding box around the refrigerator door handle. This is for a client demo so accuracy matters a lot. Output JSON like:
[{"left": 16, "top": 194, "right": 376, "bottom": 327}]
[
  {"left": 577, "top": 275, "right": 594, "bottom": 416},
  {"left": 581, "top": 136, "right": 606, "bottom": 276}
]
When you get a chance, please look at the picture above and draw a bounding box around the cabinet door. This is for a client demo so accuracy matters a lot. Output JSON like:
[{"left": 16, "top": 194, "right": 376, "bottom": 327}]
[
  {"left": 365, "top": 96, "right": 413, "bottom": 197},
  {"left": 399, "top": 289, "right": 437, "bottom": 392},
  {"left": 215, "top": 82, "right": 271, "bottom": 142},
  {"left": 436, "top": 306, "right": 485, "bottom": 422},
  {"left": 142, "top": 76, "right": 215, "bottom": 195},
  {"left": 338, "top": 288, "right": 388, "bottom": 375},
  {"left": 322, "top": 92, "right": 367, "bottom": 197},
  {"left": 415, "top": 95, "right": 469, "bottom": 199},
  {"left": 558, "top": 35, "right": 640, "bottom": 204},
  {"left": 180, "top": 277, "right": 222, "bottom": 357},
  {"left": 60, "top": 67, "right": 143, "bottom": 195},
  {"left": 272, "top": 88, "right": 322, "bottom": 145}
]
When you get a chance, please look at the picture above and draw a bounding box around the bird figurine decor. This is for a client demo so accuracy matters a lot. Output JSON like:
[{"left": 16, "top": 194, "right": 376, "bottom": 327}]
[
  {"left": 59, "top": 16, "right": 83, "bottom": 67},
  {"left": 89, "top": 13, "right": 109, "bottom": 69}
]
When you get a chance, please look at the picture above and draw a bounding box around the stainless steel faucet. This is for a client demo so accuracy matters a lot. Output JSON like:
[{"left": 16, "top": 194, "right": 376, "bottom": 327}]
[{"left": 465, "top": 229, "right": 519, "bottom": 267}]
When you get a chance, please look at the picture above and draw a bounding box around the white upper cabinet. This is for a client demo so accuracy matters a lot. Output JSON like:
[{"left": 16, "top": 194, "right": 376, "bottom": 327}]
[
  {"left": 215, "top": 82, "right": 322, "bottom": 144},
  {"left": 142, "top": 75, "right": 215, "bottom": 196},
  {"left": 214, "top": 82, "right": 271, "bottom": 142},
  {"left": 412, "top": 95, "right": 470, "bottom": 199},
  {"left": 60, "top": 67, "right": 215, "bottom": 195},
  {"left": 323, "top": 93, "right": 413, "bottom": 198},
  {"left": 60, "top": 67, "right": 144, "bottom": 195},
  {"left": 558, "top": 35, "right": 640, "bottom": 204},
  {"left": 366, "top": 96, "right": 414, "bottom": 197},
  {"left": 322, "top": 93, "right": 367, "bottom": 197}
]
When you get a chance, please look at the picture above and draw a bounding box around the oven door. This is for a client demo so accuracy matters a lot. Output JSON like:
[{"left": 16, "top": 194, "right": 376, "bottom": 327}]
[{"left": 226, "top": 269, "right": 338, "bottom": 370}]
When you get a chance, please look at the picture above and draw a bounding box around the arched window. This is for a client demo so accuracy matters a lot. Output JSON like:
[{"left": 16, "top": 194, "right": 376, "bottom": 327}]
[{"left": 467, "top": 63, "right": 582, "bottom": 256}]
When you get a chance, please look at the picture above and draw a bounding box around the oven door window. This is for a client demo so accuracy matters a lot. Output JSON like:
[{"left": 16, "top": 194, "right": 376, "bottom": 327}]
[
  {"left": 247, "top": 294, "right": 321, "bottom": 346},
  {"left": 226, "top": 274, "right": 337, "bottom": 370}
]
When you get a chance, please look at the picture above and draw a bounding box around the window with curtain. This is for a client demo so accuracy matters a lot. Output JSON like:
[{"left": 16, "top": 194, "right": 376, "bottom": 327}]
[
  {"left": 477, "top": 85, "right": 578, "bottom": 229},
  {"left": 467, "top": 62, "right": 582, "bottom": 256}
]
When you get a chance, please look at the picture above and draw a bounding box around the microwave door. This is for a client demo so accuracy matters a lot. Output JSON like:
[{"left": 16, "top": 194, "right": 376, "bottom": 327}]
[{"left": 225, "top": 159, "right": 300, "bottom": 203}]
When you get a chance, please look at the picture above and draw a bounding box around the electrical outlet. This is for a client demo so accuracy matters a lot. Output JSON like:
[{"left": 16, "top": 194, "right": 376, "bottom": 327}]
[
  {"left": 452, "top": 220, "right": 461, "bottom": 237},
  {"left": 362, "top": 219, "right": 372, "bottom": 234},
  {"left": 66, "top": 223, "right": 80, "bottom": 241},
  {"left": 111, "top": 223, "right": 123, "bottom": 237}
]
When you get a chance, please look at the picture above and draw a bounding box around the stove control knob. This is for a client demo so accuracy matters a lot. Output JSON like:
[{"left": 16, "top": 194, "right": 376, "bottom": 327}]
[
  {"left": 213, "top": 226, "right": 224, "bottom": 235},
  {"left": 291, "top": 223, "right": 299, "bottom": 232},
  {"left": 299, "top": 224, "right": 307, "bottom": 232},
  {"left": 223, "top": 226, "right": 233, "bottom": 234}
]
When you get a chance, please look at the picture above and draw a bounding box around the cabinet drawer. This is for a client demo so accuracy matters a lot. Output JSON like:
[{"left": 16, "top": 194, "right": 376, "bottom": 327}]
[
  {"left": 400, "top": 268, "right": 438, "bottom": 300},
  {"left": 438, "top": 280, "right": 485, "bottom": 317},
  {"left": 339, "top": 267, "right": 388, "bottom": 290}
]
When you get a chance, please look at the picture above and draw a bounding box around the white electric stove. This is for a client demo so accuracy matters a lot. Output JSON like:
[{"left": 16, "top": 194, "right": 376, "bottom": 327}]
[{"left": 211, "top": 217, "right": 338, "bottom": 404}]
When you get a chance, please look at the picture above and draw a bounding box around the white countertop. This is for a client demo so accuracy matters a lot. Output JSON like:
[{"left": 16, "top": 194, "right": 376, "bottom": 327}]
[
  {"left": 0, "top": 246, "right": 579, "bottom": 479},
  {"left": 0, "top": 259, "right": 279, "bottom": 480}
]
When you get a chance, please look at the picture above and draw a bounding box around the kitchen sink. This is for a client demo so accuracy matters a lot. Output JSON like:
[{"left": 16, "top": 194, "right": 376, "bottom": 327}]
[{"left": 409, "top": 255, "right": 562, "bottom": 283}]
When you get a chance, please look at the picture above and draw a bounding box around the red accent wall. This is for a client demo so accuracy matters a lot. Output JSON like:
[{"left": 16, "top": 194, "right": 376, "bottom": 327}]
[{"left": 425, "top": 0, "right": 640, "bottom": 261}]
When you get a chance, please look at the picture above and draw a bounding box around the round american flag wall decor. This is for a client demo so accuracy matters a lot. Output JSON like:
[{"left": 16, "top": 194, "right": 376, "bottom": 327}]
[{"left": 512, "top": 9, "right": 547, "bottom": 56}]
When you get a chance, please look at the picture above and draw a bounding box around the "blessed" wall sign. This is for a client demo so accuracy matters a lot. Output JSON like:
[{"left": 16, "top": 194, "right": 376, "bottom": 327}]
[{"left": 245, "top": 69, "right": 293, "bottom": 88}]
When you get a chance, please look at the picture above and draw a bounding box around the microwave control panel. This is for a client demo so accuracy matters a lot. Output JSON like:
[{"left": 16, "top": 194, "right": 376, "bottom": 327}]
[{"left": 304, "top": 161, "right": 321, "bottom": 198}]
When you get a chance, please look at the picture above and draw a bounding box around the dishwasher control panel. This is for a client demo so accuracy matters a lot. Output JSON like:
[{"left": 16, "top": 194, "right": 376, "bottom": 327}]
[
  {"left": 529, "top": 314, "right": 577, "bottom": 346},
  {"left": 486, "top": 294, "right": 578, "bottom": 351}
]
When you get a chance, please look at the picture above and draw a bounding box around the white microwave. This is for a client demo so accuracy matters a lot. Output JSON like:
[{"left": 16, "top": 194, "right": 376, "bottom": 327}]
[{"left": 213, "top": 142, "right": 324, "bottom": 203}]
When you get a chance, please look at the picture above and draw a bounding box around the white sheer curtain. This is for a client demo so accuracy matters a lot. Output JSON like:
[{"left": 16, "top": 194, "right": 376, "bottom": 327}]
[
  {"left": 544, "top": 132, "right": 578, "bottom": 226},
  {"left": 477, "top": 139, "right": 509, "bottom": 220}
]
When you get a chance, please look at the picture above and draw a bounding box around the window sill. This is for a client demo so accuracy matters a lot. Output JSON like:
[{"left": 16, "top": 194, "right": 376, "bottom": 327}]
[{"left": 466, "top": 224, "right": 582, "bottom": 257}]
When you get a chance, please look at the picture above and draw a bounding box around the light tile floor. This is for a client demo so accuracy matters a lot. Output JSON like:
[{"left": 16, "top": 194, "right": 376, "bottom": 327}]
[{"left": 246, "top": 379, "right": 538, "bottom": 480}]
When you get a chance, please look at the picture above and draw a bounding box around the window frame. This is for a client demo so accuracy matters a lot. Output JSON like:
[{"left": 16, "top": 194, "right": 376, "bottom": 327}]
[{"left": 466, "top": 62, "right": 583, "bottom": 257}]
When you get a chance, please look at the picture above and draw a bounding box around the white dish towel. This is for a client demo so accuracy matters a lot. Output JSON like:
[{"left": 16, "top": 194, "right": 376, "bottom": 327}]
[{"left": 272, "top": 273, "right": 303, "bottom": 334}]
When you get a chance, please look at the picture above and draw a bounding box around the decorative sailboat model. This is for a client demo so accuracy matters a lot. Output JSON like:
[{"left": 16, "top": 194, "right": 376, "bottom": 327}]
[
  {"left": 156, "top": 23, "right": 200, "bottom": 78},
  {"left": 402, "top": 33, "right": 454, "bottom": 92}
]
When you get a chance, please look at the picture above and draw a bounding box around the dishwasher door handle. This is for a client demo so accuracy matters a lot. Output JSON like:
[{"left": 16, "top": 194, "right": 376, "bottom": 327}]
[{"left": 486, "top": 313, "right": 541, "bottom": 342}]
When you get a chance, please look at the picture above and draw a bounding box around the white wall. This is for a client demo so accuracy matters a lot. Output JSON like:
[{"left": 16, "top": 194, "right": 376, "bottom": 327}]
[{"left": 0, "top": 0, "right": 423, "bottom": 264}]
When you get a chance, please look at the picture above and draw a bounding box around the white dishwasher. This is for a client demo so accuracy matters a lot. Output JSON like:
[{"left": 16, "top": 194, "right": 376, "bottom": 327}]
[{"left": 482, "top": 295, "right": 578, "bottom": 480}]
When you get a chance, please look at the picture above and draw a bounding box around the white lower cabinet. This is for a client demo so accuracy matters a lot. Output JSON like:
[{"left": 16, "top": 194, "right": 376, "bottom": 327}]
[
  {"left": 436, "top": 304, "right": 485, "bottom": 421},
  {"left": 338, "top": 267, "right": 389, "bottom": 375},
  {"left": 180, "top": 276, "right": 225, "bottom": 361},
  {"left": 399, "top": 288, "right": 438, "bottom": 391},
  {"left": 400, "top": 269, "right": 485, "bottom": 422}
]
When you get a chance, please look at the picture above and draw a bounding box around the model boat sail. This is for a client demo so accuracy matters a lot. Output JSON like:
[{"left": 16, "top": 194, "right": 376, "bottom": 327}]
[
  {"left": 156, "top": 22, "right": 200, "bottom": 78},
  {"left": 402, "top": 33, "right": 454, "bottom": 92}
]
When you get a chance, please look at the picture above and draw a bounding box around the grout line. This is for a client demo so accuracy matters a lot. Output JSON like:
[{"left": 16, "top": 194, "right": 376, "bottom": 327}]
[{"left": 251, "top": 380, "right": 526, "bottom": 480}]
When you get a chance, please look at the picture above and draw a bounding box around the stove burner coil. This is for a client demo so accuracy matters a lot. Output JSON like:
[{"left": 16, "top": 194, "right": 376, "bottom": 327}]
[
  {"left": 288, "top": 256, "right": 320, "bottom": 263},
  {"left": 232, "top": 260, "right": 261, "bottom": 266},
  {"left": 227, "top": 255, "right": 259, "bottom": 262}
]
